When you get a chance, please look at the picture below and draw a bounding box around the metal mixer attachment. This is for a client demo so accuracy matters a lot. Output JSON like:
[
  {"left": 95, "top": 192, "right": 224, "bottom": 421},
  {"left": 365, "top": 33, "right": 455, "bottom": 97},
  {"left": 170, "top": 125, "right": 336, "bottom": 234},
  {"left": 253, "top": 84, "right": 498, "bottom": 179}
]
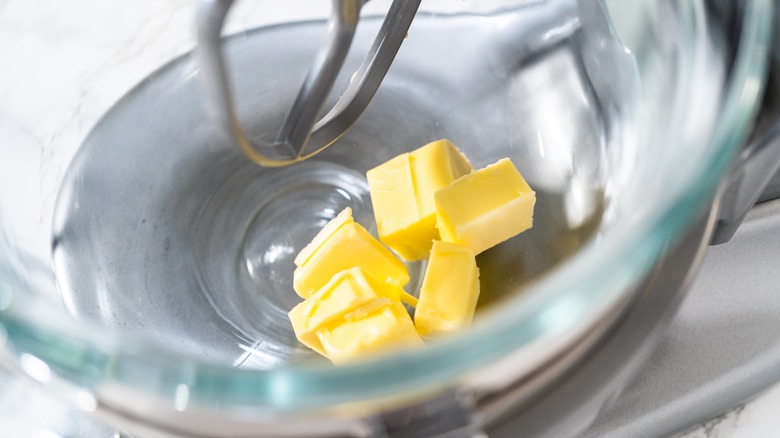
[{"left": 196, "top": 0, "right": 421, "bottom": 166}]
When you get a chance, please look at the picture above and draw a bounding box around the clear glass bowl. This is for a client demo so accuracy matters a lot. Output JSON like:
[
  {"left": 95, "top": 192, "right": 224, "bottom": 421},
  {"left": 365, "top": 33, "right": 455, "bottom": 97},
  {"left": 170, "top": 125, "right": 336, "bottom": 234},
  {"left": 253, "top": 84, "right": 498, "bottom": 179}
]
[{"left": 0, "top": 0, "right": 772, "bottom": 432}]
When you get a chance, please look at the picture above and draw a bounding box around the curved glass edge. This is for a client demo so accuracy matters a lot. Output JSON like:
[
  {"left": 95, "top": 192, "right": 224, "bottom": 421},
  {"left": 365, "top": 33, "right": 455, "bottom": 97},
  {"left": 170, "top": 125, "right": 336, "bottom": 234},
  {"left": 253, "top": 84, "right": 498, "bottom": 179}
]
[{"left": 0, "top": 0, "right": 773, "bottom": 413}]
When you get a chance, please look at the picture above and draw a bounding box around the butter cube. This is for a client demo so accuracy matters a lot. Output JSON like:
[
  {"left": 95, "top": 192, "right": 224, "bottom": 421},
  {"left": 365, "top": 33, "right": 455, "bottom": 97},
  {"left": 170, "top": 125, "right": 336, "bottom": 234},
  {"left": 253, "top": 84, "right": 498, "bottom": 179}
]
[
  {"left": 367, "top": 139, "right": 473, "bottom": 261},
  {"left": 293, "top": 208, "right": 409, "bottom": 298},
  {"left": 414, "top": 241, "right": 480, "bottom": 337},
  {"left": 435, "top": 158, "right": 535, "bottom": 254},
  {"left": 318, "top": 301, "right": 423, "bottom": 364},
  {"left": 289, "top": 267, "right": 417, "bottom": 356}
]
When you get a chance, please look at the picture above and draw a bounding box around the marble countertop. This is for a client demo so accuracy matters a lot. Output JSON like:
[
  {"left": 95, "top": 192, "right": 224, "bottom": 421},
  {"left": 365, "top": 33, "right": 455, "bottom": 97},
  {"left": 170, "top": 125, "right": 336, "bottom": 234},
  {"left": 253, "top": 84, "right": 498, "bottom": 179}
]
[
  {"left": 1, "top": 0, "right": 778, "bottom": 436},
  {"left": 679, "top": 384, "right": 780, "bottom": 438}
]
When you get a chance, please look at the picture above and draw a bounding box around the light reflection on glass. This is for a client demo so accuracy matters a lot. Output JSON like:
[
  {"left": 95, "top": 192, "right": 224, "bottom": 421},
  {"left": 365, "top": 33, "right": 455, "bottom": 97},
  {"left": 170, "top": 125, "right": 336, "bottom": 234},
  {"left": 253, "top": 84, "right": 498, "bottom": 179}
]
[{"left": 20, "top": 353, "right": 51, "bottom": 383}]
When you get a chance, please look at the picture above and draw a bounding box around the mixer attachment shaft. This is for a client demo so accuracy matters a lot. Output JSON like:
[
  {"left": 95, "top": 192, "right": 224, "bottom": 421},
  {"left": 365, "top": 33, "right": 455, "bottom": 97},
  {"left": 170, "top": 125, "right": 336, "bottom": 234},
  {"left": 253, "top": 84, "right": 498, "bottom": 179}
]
[{"left": 196, "top": 0, "right": 421, "bottom": 166}]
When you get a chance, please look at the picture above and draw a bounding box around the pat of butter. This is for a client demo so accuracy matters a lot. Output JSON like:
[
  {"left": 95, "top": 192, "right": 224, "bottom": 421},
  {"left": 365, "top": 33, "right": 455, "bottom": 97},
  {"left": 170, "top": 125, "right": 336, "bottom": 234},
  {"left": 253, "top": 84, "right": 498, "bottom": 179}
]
[
  {"left": 293, "top": 208, "right": 410, "bottom": 298},
  {"left": 414, "top": 241, "right": 480, "bottom": 337},
  {"left": 318, "top": 301, "right": 423, "bottom": 364},
  {"left": 435, "top": 158, "right": 535, "bottom": 254},
  {"left": 289, "top": 267, "right": 417, "bottom": 356},
  {"left": 367, "top": 139, "right": 473, "bottom": 261}
]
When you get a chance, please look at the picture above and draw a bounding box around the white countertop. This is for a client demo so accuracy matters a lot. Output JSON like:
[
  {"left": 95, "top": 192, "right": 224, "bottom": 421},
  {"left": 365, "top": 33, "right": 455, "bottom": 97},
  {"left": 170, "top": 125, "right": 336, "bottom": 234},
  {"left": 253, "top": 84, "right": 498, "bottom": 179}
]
[{"left": 679, "top": 383, "right": 780, "bottom": 438}]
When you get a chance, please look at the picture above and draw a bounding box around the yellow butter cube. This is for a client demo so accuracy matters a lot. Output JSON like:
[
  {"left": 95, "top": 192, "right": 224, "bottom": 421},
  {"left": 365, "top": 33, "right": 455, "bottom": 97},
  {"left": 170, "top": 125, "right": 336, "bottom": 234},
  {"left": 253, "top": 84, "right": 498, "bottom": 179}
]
[
  {"left": 293, "top": 208, "right": 409, "bottom": 298},
  {"left": 435, "top": 158, "right": 535, "bottom": 254},
  {"left": 367, "top": 139, "right": 473, "bottom": 261},
  {"left": 289, "top": 267, "right": 417, "bottom": 356},
  {"left": 318, "top": 301, "right": 423, "bottom": 364},
  {"left": 414, "top": 241, "right": 480, "bottom": 337}
]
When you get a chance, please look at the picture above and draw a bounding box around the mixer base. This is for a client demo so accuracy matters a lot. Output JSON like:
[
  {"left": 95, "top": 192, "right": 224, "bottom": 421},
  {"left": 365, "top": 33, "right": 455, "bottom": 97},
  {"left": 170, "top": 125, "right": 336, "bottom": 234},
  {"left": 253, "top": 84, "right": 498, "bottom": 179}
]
[{"left": 583, "top": 199, "right": 780, "bottom": 437}]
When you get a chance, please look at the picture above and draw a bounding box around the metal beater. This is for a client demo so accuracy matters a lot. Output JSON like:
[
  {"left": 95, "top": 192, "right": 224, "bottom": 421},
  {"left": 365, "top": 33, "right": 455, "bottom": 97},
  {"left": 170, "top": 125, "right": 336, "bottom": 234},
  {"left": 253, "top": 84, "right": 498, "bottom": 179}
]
[{"left": 196, "top": 0, "right": 421, "bottom": 166}]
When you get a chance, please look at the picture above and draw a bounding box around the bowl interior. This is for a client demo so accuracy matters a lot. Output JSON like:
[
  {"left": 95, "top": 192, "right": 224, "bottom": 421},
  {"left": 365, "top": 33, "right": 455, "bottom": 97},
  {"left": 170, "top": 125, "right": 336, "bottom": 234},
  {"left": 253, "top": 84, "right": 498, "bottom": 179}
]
[{"left": 51, "top": 1, "right": 619, "bottom": 370}]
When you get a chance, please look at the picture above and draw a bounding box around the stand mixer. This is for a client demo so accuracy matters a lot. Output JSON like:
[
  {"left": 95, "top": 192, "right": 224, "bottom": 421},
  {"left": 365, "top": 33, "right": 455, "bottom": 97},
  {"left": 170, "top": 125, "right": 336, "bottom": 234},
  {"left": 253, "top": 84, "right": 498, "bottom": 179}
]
[{"left": 1, "top": 0, "right": 779, "bottom": 436}]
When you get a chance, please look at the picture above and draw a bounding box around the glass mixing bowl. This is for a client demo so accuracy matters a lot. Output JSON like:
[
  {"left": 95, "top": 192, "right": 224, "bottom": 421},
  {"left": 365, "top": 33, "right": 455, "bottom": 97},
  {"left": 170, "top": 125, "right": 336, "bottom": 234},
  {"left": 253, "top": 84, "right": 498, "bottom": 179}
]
[{"left": 0, "top": 0, "right": 772, "bottom": 435}]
